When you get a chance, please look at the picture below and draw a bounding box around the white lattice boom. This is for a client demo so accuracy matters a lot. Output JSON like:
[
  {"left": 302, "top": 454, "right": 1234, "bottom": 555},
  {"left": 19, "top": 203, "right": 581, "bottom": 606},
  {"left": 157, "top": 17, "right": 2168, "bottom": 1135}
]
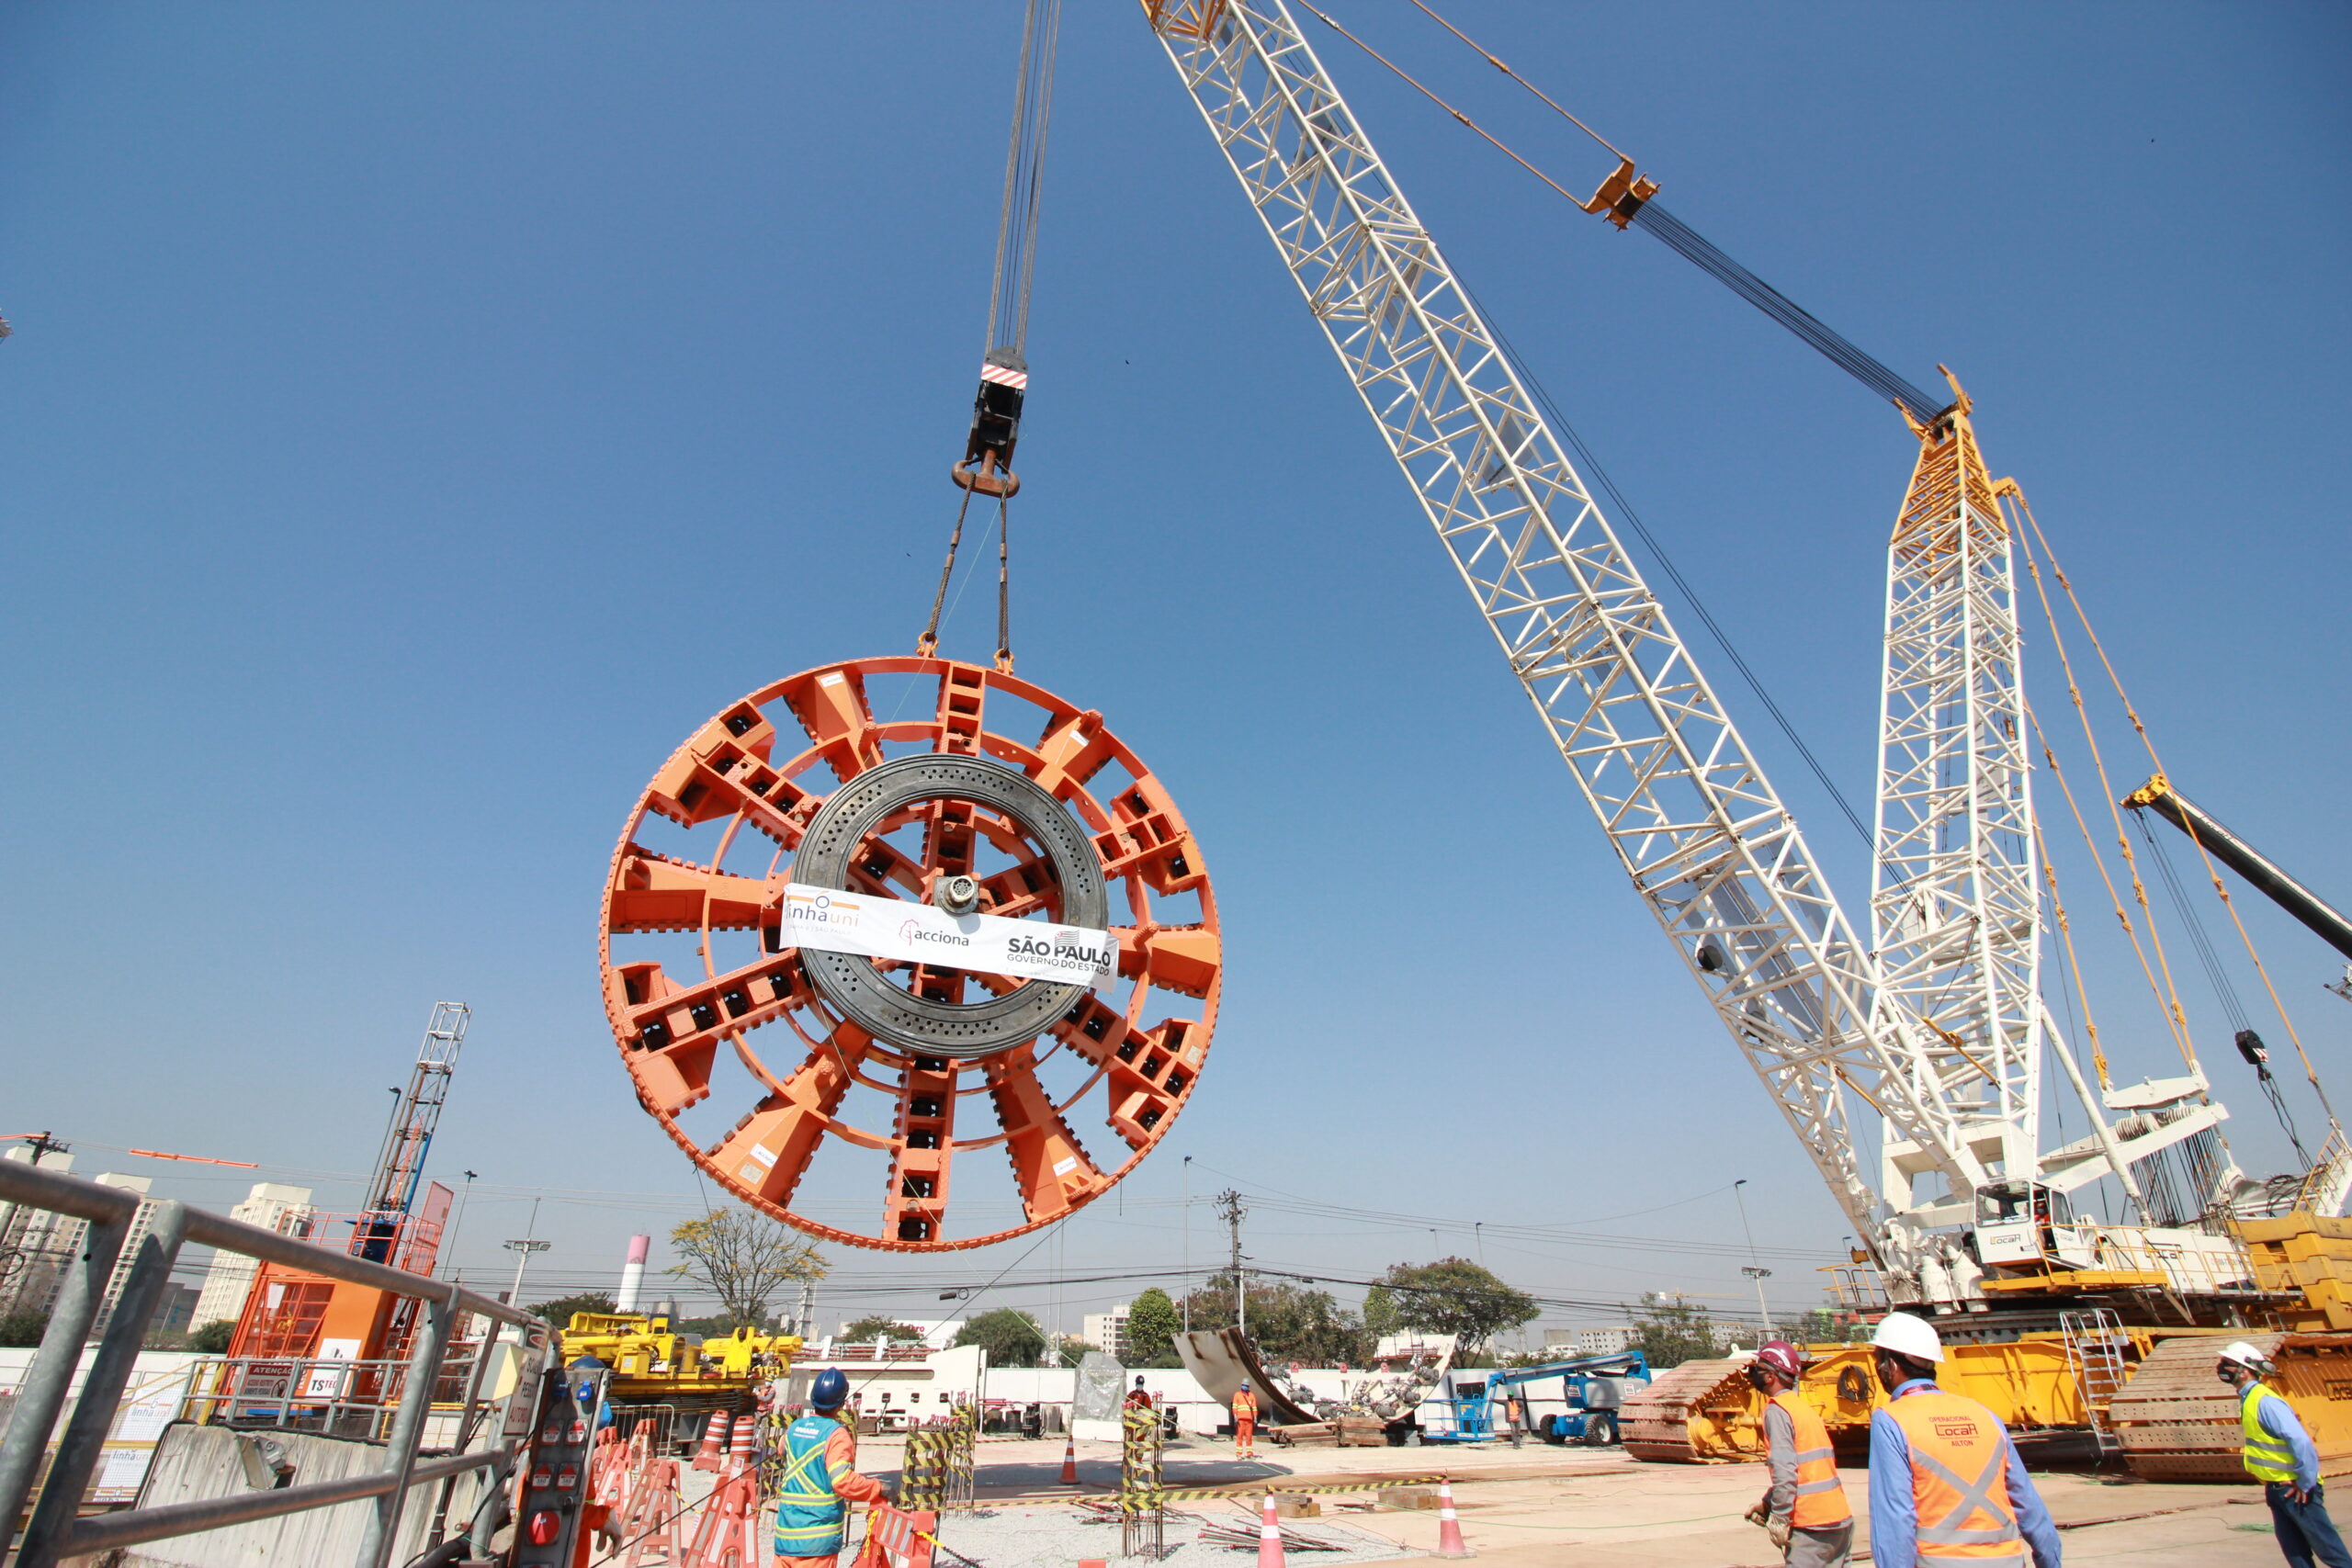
[{"left": 1142, "top": 0, "right": 1996, "bottom": 1268}]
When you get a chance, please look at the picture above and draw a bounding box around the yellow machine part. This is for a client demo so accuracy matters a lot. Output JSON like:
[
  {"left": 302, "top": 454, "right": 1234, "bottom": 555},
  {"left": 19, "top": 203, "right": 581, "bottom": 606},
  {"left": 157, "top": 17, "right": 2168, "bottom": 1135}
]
[
  {"left": 556, "top": 1312, "right": 802, "bottom": 1403},
  {"left": 1624, "top": 1332, "right": 2167, "bottom": 1463}
]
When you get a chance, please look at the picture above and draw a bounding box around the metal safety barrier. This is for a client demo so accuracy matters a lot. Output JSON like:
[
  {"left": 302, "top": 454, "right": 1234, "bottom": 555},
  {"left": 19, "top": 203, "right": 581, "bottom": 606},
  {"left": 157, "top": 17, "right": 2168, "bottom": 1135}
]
[{"left": 0, "top": 1156, "right": 549, "bottom": 1568}]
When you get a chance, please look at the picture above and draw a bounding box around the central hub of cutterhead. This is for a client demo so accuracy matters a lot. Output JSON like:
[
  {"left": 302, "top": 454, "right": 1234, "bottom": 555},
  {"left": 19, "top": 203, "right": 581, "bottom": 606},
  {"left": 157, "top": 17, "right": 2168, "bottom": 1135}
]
[{"left": 791, "top": 753, "right": 1108, "bottom": 1058}]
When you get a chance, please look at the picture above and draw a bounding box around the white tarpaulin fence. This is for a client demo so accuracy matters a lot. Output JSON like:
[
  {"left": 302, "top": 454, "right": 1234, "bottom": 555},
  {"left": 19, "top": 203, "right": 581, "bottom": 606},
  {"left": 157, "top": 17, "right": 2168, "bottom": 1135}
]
[{"left": 782, "top": 884, "right": 1113, "bottom": 984}]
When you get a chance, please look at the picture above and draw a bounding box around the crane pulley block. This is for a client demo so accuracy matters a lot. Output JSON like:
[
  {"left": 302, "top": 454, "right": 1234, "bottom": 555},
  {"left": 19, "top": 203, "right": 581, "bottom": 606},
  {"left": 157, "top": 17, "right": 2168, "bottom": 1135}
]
[
  {"left": 1580, "top": 156, "right": 1658, "bottom": 230},
  {"left": 954, "top": 351, "right": 1026, "bottom": 497}
]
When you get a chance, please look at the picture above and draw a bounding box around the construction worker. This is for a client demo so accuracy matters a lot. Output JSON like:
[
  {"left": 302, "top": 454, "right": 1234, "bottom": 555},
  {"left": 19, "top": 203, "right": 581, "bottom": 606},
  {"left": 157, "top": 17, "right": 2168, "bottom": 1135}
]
[
  {"left": 1866, "top": 1313, "right": 2062, "bottom": 1568},
  {"left": 773, "top": 1368, "right": 887, "bottom": 1568},
  {"left": 1741, "top": 1340, "right": 1853, "bottom": 1567},
  {"left": 1124, "top": 1374, "right": 1156, "bottom": 1414},
  {"left": 1231, "top": 1381, "right": 1258, "bottom": 1459},
  {"left": 2218, "top": 1339, "right": 2352, "bottom": 1568}
]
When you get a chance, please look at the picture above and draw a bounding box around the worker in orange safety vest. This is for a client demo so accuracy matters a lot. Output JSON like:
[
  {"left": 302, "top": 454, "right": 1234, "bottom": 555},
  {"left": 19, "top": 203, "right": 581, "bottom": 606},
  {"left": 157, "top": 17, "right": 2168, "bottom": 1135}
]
[
  {"left": 1230, "top": 1382, "right": 1258, "bottom": 1459},
  {"left": 1741, "top": 1340, "right": 1853, "bottom": 1567},
  {"left": 1866, "top": 1314, "right": 2062, "bottom": 1568}
]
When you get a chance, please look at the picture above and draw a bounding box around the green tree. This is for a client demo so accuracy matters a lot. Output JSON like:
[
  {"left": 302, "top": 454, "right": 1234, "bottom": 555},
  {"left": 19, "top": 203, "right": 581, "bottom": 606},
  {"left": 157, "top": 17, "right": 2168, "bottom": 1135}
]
[
  {"left": 1361, "top": 1284, "right": 1403, "bottom": 1340},
  {"left": 1374, "top": 1258, "right": 1537, "bottom": 1350},
  {"left": 526, "top": 1291, "right": 619, "bottom": 1327},
  {"left": 187, "top": 1319, "right": 236, "bottom": 1354},
  {"left": 0, "top": 1306, "right": 51, "bottom": 1348},
  {"left": 840, "top": 1316, "right": 928, "bottom": 1345},
  {"left": 1180, "top": 1273, "right": 1372, "bottom": 1365},
  {"left": 668, "top": 1209, "right": 826, "bottom": 1331},
  {"left": 1124, "top": 1288, "right": 1182, "bottom": 1368},
  {"left": 1629, "top": 1292, "right": 1720, "bottom": 1369},
  {"left": 953, "top": 1308, "right": 1045, "bottom": 1366}
]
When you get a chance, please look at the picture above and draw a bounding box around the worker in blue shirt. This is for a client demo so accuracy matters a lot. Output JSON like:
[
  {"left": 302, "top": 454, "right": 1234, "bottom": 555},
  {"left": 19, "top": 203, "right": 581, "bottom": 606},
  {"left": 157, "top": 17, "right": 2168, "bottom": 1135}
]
[
  {"left": 2219, "top": 1339, "right": 2352, "bottom": 1568},
  {"left": 1864, "top": 1313, "right": 2063, "bottom": 1568}
]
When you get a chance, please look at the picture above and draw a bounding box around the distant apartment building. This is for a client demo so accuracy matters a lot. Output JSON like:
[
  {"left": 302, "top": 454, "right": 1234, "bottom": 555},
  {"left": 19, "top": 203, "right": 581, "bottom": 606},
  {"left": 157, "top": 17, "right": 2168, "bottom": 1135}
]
[
  {"left": 1544, "top": 1325, "right": 1641, "bottom": 1357},
  {"left": 87, "top": 1174, "right": 157, "bottom": 1337},
  {"left": 1082, "top": 1308, "right": 1130, "bottom": 1359},
  {"left": 152, "top": 1281, "right": 201, "bottom": 1337},
  {"left": 190, "top": 1182, "right": 317, "bottom": 1329},
  {"left": 0, "top": 1145, "right": 85, "bottom": 1318}
]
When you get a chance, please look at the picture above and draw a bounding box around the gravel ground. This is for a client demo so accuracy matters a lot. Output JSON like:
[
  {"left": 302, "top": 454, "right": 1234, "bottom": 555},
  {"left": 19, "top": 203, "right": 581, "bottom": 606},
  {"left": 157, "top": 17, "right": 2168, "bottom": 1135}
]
[{"left": 922, "top": 1505, "right": 1420, "bottom": 1568}]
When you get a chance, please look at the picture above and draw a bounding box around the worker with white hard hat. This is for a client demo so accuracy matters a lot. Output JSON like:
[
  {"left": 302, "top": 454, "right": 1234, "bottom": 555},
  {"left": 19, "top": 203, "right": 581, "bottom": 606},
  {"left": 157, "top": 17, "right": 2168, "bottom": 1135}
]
[
  {"left": 1740, "top": 1341, "right": 1853, "bottom": 1567},
  {"left": 1864, "top": 1313, "right": 2062, "bottom": 1568},
  {"left": 2217, "top": 1338, "right": 2352, "bottom": 1568}
]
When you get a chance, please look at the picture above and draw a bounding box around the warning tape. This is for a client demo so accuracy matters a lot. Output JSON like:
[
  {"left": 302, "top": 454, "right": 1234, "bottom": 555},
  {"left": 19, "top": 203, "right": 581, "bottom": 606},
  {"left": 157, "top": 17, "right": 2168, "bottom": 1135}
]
[{"left": 990, "top": 1472, "right": 1453, "bottom": 1506}]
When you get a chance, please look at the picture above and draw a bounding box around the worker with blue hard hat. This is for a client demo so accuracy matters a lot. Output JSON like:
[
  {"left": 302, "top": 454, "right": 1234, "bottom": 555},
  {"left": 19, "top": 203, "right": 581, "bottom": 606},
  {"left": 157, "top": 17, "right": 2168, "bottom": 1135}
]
[{"left": 774, "top": 1368, "right": 886, "bottom": 1568}]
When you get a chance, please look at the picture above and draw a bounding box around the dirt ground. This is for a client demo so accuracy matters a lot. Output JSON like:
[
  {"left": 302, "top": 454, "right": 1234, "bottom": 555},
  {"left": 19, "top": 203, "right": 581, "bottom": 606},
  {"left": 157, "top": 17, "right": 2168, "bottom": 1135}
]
[{"left": 831, "top": 1433, "right": 2289, "bottom": 1566}]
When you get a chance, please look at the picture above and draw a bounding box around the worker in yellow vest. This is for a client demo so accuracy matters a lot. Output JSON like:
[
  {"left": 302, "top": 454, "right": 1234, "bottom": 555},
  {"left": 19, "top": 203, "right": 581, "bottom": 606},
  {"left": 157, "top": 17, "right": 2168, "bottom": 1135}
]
[
  {"left": 1741, "top": 1340, "right": 1853, "bottom": 1566},
  {"left": 1865, "top": 1314, "right": 2061, "bottom": 1568},
  {"left": 1230, "top": 1382, "right": 1258, "bottom": 1459},
  {"left": 2219, "top": 1339, "right": 2352, "bottom": 1568}
]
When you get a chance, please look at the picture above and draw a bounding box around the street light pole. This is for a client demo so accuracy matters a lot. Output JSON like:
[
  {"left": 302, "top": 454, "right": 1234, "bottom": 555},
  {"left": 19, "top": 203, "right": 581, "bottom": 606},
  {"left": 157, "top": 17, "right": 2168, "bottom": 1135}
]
[
  {"left": 503, "top": 1197, "right": 548, "bottom": 1307},
  {"left": 1733, "top": 1180, "right": 1771, "bottom": 1338},
  {"left": 1182, "top": 1156, "right": 1193, "bottom": 1334}
]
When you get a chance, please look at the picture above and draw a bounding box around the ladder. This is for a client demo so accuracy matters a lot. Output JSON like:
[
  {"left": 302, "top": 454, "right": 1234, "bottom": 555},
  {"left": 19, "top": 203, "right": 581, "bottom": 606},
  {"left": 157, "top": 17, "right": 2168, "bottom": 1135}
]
[{"left": 2059, "top": 1307, "right": 2132, "bottom": 1457}]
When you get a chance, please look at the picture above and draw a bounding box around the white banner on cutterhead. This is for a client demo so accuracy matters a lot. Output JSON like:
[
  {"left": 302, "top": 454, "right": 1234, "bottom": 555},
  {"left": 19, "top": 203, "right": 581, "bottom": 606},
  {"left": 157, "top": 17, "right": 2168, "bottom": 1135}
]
[{"left": 781, "top": 883, "right": 1114, "bottom": 985}]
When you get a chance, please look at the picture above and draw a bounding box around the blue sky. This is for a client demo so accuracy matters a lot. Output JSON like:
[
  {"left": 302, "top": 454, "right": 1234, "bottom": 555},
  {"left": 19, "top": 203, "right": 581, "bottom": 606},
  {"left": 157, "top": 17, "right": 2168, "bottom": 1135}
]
[{"left": 4, "top": 3, "right": 2346, "bottom": 1340}]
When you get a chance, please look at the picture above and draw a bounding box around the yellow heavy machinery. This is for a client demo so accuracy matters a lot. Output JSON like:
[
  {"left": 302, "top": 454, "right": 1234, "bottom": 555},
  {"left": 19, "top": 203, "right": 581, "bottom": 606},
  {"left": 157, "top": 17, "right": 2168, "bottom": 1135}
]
[{"left": 554, "top": 1312, "right": 801, "bottom": 1432}]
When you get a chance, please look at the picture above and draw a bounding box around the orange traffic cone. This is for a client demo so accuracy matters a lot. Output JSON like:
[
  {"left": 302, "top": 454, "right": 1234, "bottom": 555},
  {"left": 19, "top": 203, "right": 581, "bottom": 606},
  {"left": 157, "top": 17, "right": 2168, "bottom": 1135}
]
[
  {"left": 1059, "top": 1432, "right": 1078, "bottom": 1485},
  {"left": 1433, "top": 1478, "right": 1474, "bottom": 1559},
  {"left": 692, "top": 1411, "right": 730, "bottom": 1472},
  {"left": 1256, "top": 1492, "right": 1285, "bottom": 1568}
]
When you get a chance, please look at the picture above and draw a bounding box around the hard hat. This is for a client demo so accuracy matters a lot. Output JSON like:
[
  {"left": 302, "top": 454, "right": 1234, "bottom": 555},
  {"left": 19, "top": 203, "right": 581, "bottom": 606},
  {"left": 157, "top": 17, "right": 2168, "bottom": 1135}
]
[
  {"left": 2219, "top": 1340, "right": 2276, "bottom": 1373},
  {"left": 811, "top": 1368, "right": 852, "bottom": 1410},
  {"left": 1755, "top": 1341, "right": 1804, "bottom": 1382},
  {"left": 1136, "top": 1375, "right": 1148, "bottom": 1386},
  {"left": 1871, "top": 1313, "right": 1944, "bottom": 1363}
]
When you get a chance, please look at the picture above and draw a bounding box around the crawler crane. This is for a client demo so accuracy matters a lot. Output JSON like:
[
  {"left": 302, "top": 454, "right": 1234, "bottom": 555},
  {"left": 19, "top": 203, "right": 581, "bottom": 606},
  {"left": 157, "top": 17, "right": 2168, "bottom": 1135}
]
[{"left": 1135, "top": 0, "right": 2352, "bottom": 1475}]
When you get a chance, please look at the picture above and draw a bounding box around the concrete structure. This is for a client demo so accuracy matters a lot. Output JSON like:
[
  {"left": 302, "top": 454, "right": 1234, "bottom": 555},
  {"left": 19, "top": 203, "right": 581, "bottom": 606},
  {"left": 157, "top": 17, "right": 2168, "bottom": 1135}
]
[
  {"left": 189, "top": 1181, "right": 316, "bottom": 1329},
  {"left": 1080, "top": 1307, "right": 1129, "bottom": 1359},
  {"left": 0, "top": 1145, "right": 84, "bottom": 1318}
]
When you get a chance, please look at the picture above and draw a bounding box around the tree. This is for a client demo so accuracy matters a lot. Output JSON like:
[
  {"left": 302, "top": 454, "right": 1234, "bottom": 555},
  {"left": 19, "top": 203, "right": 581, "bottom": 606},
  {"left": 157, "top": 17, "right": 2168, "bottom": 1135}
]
[
  {"left": 1373, "top": 1258, "right": 1537, "bottom": 1350},
  {"left": 188, "top": 1319, "right": 236, "bottom": 1354},
  {"left": 667, "top": 1209, "right": 826, "bottom": 1331},
  {"left": 840, "top": 1316, "right": 928, "bottom": 1345},
  {"left": 952, "top": 1308, "right": 1044, "bottom": 1366},
  {"left": 526, "top": 1292, "right": 619, "bottom": 1327},
  {"left": 1124, "top": 1288, "right": 1182, "bottom": 1368},
  {"left": 1629, "top": 1292, "right": 1720, "bottom": 1369},
  {"left": 1053, "top": 1335, "right": 1093, "bottom": 1366},
  {"left": 1180, "top": 1273, "right": 1372, "bottom": 1366},
  {"left": 0, "top": 1306, "right": 50, "bottom": 1348}
]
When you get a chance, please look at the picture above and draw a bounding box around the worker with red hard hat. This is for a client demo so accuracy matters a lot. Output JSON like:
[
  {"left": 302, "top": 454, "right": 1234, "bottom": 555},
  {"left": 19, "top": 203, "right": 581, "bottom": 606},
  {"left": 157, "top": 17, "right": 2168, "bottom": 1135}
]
[
  {"left": 1740, "top": 1341, "right": 1853, "bottom": 1566},
  {"left": 773, "top": 1368, "right": 887, "bottom": 1568},
  {"left": 2217, "top": 1338, "right": 2352, "bottom": 1568},
  {"left": 1865, "top": 1313, "right": 2062, "bottom": 1568}
]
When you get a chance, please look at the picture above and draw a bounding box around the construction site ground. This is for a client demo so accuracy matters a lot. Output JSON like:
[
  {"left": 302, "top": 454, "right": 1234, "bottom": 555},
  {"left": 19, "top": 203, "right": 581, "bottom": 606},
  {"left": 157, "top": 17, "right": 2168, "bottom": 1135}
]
[{"left": 752, "top": 1434, "right": 2290, "bottom": 1566}]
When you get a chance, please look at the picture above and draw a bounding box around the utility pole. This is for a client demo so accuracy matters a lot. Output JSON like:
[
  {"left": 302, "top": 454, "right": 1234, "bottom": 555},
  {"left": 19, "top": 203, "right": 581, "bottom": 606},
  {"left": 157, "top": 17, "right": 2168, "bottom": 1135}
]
[
  {"left": 1216, "top": 1190, "right": 1246, "bottom": 1337},
  {"left": 797, "top": 1280, "right": 816, "bottom": 1338},
  {"left": 503, "top": 1196, "right": 548, "bottom": 1307}
]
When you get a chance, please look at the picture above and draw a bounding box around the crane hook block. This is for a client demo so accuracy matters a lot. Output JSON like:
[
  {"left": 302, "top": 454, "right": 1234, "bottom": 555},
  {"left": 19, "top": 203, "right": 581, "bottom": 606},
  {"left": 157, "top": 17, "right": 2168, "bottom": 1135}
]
[
  {"left": 953, "top": 353, "right": 1026, "bottom": 497},
  {"left": 1581, "top": 157, "right": 1659, "bottom": 231}
]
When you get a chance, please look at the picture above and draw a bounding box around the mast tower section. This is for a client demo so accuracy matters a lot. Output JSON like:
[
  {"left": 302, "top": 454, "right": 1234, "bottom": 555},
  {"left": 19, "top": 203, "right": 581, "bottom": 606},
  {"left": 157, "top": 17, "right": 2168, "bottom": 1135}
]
[
  {"left": 353, "top": 1001, "right": 469, "bottom": 1265},
  {"left": 1867, "top": 390, "right": 2046, "bottom": 1201},
  {"left": 1140, "top": 0, "right": 1987, "bottom": 1276}
]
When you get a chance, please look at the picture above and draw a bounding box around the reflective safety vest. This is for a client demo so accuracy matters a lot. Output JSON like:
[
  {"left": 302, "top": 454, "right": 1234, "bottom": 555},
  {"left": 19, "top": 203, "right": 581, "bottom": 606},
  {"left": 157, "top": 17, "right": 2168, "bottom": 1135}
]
[
  {"left": 1231, "top": 1390, "right": 1257, "bottom": 1424},
  {"left": 2242, "top": 1382, "right": 2301, "bottom": 1484},
  {"left": 775, "top": 1414, "right": 851, "bottom": 1558},
  {"left": 1769, "top": 1393, "right": 1853, "bottom": 1529},
  {"left": 1884, "top": 1389, "right": 2026, "bottom": 1566}
]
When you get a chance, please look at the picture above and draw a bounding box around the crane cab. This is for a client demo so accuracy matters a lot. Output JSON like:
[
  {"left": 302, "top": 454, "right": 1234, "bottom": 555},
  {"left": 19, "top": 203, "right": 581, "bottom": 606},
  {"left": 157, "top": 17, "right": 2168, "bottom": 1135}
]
[{"left": 1972, "top": 1179, "right": 2098, "bottom": 1271}]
